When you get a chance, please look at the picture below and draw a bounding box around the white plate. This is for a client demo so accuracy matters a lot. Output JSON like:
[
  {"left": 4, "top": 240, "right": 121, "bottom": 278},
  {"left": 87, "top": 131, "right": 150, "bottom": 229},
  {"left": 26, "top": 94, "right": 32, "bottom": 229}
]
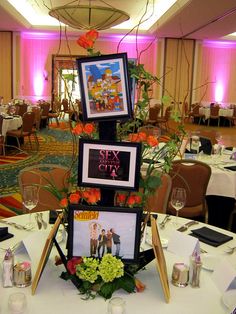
[
  {"left": 222, "top": 290, "right": 236, "bottom": 310},
  {"left": 201, "top": 254, "right": 221, "bottom": 271}
]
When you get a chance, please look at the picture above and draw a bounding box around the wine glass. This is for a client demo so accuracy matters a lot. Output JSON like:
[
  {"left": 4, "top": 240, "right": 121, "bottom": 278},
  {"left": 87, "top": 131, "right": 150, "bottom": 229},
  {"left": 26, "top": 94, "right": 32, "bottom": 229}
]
[
  {"left": 170, "top": 187, "right": 187, "bottom": 226},
  {"left": 22, "top": 185, "right": 38, "bottom": 229}
]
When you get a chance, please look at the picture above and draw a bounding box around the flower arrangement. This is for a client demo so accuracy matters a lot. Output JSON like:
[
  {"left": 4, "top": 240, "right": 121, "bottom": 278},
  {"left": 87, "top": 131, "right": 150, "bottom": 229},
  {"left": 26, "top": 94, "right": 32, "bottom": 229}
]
[
  {"left": 60, "top": 254, "right": 145, "bottom": 300},
  {"left": 77, "top": 29, "right": 100, "bottom": 56}
]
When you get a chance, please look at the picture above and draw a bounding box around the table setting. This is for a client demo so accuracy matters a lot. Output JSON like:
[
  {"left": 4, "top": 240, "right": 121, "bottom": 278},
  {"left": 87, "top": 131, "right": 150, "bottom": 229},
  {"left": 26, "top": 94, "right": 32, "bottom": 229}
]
[{"left": 0, "top": 211, "right": 235, "bottom": 314}]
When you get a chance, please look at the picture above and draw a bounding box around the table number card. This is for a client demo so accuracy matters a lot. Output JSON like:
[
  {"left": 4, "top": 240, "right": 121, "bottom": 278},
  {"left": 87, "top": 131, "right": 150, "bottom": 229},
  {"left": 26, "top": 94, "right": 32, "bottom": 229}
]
[{"left": 167, "top": 230, "right": 200, "bottom": 260}]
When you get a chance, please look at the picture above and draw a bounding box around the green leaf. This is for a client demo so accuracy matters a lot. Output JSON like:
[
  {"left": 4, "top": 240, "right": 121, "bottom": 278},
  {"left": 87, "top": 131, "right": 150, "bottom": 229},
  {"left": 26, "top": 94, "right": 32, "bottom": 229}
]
[
  {"left": 98, "top": 282, "right": 117, "bottom": 299},
  {"left": 116, "top": 275, "right": 135, "bottom": 293}
]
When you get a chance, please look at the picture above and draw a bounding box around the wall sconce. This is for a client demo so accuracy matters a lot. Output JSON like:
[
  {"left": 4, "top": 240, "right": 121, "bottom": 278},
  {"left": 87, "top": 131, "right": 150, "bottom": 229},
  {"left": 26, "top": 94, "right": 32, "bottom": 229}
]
[{"left": 43, "top": 70, "right": 48, "bottom": 81}]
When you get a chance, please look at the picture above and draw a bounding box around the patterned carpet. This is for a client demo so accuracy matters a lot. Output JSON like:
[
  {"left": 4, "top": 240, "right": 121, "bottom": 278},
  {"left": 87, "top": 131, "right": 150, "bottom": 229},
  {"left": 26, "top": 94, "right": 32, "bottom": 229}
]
[{"left": 0, "top": 121, "right": 77, "bottom": 217}]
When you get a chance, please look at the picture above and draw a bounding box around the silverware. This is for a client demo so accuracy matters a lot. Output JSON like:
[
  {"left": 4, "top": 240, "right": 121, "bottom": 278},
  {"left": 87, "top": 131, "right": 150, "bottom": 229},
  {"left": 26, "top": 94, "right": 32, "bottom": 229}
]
[
  {"left": 0, "top": 220, "right": 31, "bottom": 231},
  {"left": 39, "top": 213, "right": 47, "bottom": 229},
  {"left": 159, "top": 214, "right": 171, "bottom": 229},
  {"left": 177, "top": 220, "right": 199, "bottom": 232},
  {"left": 224, "top": 246, "right": 236, "bottom": 254},
  {"left": 35, "top": 213, "right": 42, "bottom": 230}
]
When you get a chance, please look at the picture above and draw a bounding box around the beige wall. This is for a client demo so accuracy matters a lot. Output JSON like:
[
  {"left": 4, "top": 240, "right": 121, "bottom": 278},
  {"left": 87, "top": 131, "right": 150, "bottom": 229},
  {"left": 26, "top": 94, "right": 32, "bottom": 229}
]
[{"left": 0, "top": 31, "right": 12, "bottom": 103}]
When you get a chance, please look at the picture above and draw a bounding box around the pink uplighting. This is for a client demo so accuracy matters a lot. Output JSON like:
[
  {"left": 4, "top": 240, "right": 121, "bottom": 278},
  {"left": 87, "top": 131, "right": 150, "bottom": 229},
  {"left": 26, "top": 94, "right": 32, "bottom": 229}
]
[
  {"left": 33, "top": 72, "right": 44, "bottom": 96},
  {"left": 215, "top": 82, "right": 223, "bottom": 103}
]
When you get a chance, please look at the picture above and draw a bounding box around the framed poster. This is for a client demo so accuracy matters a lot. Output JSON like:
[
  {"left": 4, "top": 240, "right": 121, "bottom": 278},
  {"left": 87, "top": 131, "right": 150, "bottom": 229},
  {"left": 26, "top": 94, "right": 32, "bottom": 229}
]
[
  {"left": 77, "top": 53, "right": 132, "bottom": 122},
  {"left": 67, "top": 204, "right": 142, "bottom": 263},
  {"left": 78, "top": 139, "right": 141, "bottom": 190}
]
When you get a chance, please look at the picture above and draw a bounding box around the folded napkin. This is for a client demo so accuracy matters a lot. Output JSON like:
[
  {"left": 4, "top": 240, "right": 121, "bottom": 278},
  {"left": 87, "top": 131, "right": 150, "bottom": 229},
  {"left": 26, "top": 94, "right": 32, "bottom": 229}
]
[
  {"left": 190, "top": 227, "right": 233, "bottom": 247},
  {"left": 0, "top": 227, "right": 14, "bottom": 242}
]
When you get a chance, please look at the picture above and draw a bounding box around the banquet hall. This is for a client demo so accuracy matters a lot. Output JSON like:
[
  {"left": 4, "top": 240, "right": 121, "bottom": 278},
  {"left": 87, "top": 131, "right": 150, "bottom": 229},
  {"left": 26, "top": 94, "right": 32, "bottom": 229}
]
[{"left": 0, "top": 1, "right": 236, "bottom": 313}]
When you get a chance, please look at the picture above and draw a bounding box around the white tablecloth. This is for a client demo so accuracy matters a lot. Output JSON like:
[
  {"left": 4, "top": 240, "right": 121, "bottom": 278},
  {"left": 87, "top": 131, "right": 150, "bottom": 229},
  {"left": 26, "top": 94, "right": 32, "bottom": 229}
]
[
  {"left": 1, "top": 116, "right": 22, "bottom": 137},
  {"left": 0, "top": 213, "right": 235, "bottom": 314},
  {"left": 199, "top": 108, "right": 234, "bottom": 120}
]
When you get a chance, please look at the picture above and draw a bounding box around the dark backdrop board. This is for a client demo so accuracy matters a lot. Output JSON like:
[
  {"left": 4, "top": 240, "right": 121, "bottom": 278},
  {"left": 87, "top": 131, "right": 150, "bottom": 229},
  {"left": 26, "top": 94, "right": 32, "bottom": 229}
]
[{"left": 206, "top": 196, "right": 236, "bottom": 232}]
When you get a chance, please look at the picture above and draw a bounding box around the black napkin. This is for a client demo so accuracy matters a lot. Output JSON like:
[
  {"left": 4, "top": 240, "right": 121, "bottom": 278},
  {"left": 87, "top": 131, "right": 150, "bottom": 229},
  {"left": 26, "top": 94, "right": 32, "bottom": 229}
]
[
  {"left": 190, "top": 227, "right": 233, "bottom": 247},
  {"left": 0, "top": 227, "right": 14, "bottom": 242}
]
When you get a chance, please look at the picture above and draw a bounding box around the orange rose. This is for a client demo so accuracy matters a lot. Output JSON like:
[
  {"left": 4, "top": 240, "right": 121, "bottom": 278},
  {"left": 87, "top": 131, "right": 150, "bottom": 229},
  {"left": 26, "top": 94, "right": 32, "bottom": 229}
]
[
  {"left": 127, "top": 195, "right": 136, "bottom": 206},
  {"left": 77, "top": 35, "right": 94, "bottom": 49},
  {"left": 69, "top": 193, "right": 81, "bottom": 204},
  {"left": 86, "top": 29, "right": 99, "bottom": 41},
  {"left": 86, "top": 193, "right": 98, "bottom": 204},
  {"left": 134, "top": 195, "right": 142, "bottom": 204},
  {"left": 84, "top": 123, "right": 95, "bottom": 134},
  {"left": 92, "top": 188, "right": 101, "bottom": 202},
  {"left": 117, "top": 193, "right": 126, "bottom": 204},
  {"left": 138, "top": 132, "right": 147, "bottom": 142},
  {"left": 146, "top": 135, "right": 158, "bottom": 147},
  {"left": 128, "top": 133, "right": 139, "bottom": 142},
  {"left": 59, "top": 198, "right": 68, "bottom": 208},
  {"left": 72, "top": 123, "right": 84, "bottom": 135},
  {"left": 67, "top": 257, "right": 83, "bottom": 275},
  {"left": 135, "top": 278, "right": 146, "bottom": 292}
]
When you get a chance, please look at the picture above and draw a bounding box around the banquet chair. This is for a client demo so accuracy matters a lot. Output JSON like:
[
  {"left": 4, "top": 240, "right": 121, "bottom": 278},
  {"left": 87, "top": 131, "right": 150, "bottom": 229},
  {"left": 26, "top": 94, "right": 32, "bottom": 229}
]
[
  {"left": 156, "top": 106, "right": 172, "bottom": 132},
  {"left": 48, "top": 101, "right": 60, "bottom": 126},
  {"left": 145, "top": 104, "right": 161, "bottom": 126},
  {"left": 145, "top": 173, "right": 172, "bottom": 213},
  {"left": 196, "top": 129, "right": 218, "bottom": 146},
  {"left": 189, "top": 103, "right": 204, "bottom": 124},
  {"left": 225, "top": 106, "right": 236, "bottom": 127},
  {"left": 207, "top": 105, "right": 220, "bottom": 126},
  {"left": 167, "top": 159, "right": 211, "bottom": 222},
  {"left": 18, "top": 164, "right": 71, "bottom": 212},
  {"left": 31, "top": 106, "right": 42, "bottom": 130},
  {"left": 6, "top": 111, "right": 39, "bottom": 150},
  {"left": 15, "top": 103, "right": 28, "bottom": 117},
  {"left": 40, "top": 102, "right": 50, "bottom": 128}
]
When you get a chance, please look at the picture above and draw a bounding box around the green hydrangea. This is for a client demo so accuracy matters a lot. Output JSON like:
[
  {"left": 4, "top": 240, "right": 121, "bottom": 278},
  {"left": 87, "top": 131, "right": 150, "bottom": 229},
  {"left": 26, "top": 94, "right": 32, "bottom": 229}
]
[
  {"left": 98, "top": 254, "right": 124, "bottom": 283},
  {"left": 76, "top": 257, "right": 99, "bottom": 283}
]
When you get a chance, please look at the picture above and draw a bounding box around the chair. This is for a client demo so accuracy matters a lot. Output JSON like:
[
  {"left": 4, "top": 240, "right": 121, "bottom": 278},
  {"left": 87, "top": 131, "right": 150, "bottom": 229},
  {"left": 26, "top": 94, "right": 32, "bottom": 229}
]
[
  {"left": 145, "top": 173, "right": 172, "bottom": 213},
  {"left": 0, "top": 115, "right": 5, "bottom": 155},
  {"left": 189, "top": 103, "right": 204, "bottom": 124},
  {"left": 40, "top": 102, "right": 50, "bottom": 128},
  {"left": 196, "top": 129, "right": 218, "bottom": 146},
  {"left": 156, "top": 106, "right": 172, "bottom": 132},
  {"left": 225, "top": 106, "right": 236, "bottom": 127},
  {"left": 167, "top": 159, "right": 211, "bottom": 222},
  {"left": 6, "top": 111, "right": 39, "bottom": 149},
  {"left": 228, "top": 206, "right": 236, "bottom": 231},
  {"left": 145, "top": 105, "right": 161, "bottom": 125},
  {"left": 18, "top": 164, "right": 71, "bottom": 212},
  {"left": 48, "top": 101, "right": 60, "bottom": 126},
  {"left": 15, "top": 103, "right": 28, "bottom": 117},
  {"left": 207, "top": 105, "right": 220, "bottom": 126},
  {"left": 31, "top": 106, "right": 42, "bottom": 130}
]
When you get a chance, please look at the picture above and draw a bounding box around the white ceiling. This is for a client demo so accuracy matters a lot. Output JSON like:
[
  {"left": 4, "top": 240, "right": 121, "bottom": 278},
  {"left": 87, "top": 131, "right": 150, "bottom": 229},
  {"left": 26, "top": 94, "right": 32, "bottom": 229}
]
[{"left": 0, "top": 0, "right": 236, "bottom": 41}]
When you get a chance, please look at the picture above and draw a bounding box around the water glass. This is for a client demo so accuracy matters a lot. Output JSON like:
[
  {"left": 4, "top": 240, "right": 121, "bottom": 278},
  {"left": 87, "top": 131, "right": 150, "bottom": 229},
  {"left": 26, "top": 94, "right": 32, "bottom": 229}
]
[
  {"left": 171, "top": 187, "right": 187, "bottom": 226},
  {"left": 107, "top": 297, "right": 126, "bottom": 314},
  {"left": 8, "top": 292, "right": 27, "bottom": 314}
]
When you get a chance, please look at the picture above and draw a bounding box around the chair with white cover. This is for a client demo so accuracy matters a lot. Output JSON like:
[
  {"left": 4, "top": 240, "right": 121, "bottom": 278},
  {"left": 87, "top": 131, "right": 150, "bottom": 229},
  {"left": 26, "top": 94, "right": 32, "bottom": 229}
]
[{"left": 18, "top": 164, "right": 71, "bottom": 212}]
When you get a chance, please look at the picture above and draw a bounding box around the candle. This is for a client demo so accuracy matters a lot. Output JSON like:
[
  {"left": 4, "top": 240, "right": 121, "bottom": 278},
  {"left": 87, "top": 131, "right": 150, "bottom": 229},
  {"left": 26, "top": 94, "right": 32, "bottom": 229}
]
[
  {"left": 8, "top": 292, "right": 27, "bottom": 314},
  {"left": 108, "top": 297, "right": 125, "bottom": 314}
]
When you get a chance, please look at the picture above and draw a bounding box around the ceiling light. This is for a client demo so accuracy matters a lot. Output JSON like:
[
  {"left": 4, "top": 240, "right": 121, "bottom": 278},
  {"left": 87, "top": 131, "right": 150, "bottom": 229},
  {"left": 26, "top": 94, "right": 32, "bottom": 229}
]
[{"left": 48, "top": 0, "right": 130, "bottom": 31}]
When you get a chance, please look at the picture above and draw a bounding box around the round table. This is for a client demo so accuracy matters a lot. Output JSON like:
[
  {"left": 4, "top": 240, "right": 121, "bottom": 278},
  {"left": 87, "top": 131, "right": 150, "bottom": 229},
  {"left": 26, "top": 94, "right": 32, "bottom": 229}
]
[{"left": 0, "top": 212, "right": 235, "bottom": 314}]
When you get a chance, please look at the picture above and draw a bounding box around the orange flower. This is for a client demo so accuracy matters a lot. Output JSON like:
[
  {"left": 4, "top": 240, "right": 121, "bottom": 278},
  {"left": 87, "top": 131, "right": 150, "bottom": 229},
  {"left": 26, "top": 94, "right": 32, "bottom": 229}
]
[
  {"left": 146, "top": 135, "right": 158, "bottom": 147},
  {"left": 134, "top": 195, "right": 142, "bottom": 204},
  {"left": 72, "top": 123, "right": 84, "bottom": 135},
  {"left": 77, "top": 35, "right": 94, "bottom": 49},
  {"left": 86, "top": 193, "right": 98, "bottom": 204},
  {"left": 92, "top": 188, "right": 101, "bottom": 202},
  {"left": 59, "top": 198, "right": 68, "bottom": 208},
  {"left": 69, "top": 193, "right": 81, "bottom": 204},
  {"left": 138, "top": 132, "right": 147, "bottom": 142},
  {"left": 127, "top": 195, "right": 136, "bottom": 206},
  {"left": 128, "top": 133, "right": 139, "bottom": 142},
  {"left": 84, "top": 123, "right": 95, "bottom": 134},
  {"left": 135, "top": 278, "right": 146, "bottom": 292},
  {"left": 86, "top": 29, "right": 99, "bottom": 41},
  {"left": 116, "top": 193, "right": 126, "bottom": 204},
  {"left": 67, "top": 257, "right": 83, "bottom": 275}
]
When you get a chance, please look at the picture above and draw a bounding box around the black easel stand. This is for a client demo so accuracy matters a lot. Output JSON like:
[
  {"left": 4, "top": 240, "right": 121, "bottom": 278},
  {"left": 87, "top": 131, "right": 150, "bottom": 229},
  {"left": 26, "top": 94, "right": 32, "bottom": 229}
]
[{"left": 98, "top": 121, "right": 117, "bottom": 206}]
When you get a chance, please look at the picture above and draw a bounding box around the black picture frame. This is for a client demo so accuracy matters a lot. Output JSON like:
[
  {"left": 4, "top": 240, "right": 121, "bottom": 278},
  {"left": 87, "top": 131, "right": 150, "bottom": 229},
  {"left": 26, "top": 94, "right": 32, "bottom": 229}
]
[
  {"left": 78, "top": 139, "right": 141, "bottom": 190},
  {"left": 77, "top": 53, "right": 132, "bottom": 122},
  {"left": 67, "top": 204, "right": 142, "bottom": 263}
]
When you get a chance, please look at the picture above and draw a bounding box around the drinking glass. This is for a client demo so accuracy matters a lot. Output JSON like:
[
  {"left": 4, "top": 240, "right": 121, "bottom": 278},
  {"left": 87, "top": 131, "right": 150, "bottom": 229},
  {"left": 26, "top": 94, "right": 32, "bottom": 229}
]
[
  {"left": 8, "top": 292, "right": 27, "bottom": 314},
  {"left": 22, "top": 185, "right": 38, "bottom": 229},
  {"left": 170, "top": 187, "right": 187, "bottom": 226}
]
